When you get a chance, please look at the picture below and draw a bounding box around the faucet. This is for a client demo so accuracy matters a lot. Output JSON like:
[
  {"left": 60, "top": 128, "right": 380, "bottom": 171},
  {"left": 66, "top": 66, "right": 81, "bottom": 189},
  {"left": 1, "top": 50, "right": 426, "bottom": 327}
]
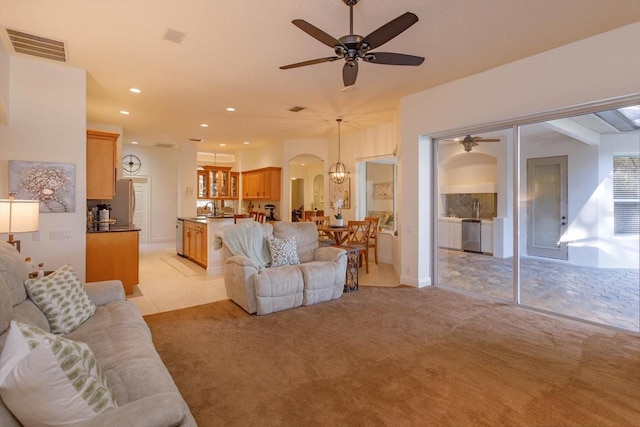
[
  {"left": 204, "top": 201, "right": 217, "bottom": 217},
  {"left": 472, "top": 198, "right": 480, "bottom": 220}
]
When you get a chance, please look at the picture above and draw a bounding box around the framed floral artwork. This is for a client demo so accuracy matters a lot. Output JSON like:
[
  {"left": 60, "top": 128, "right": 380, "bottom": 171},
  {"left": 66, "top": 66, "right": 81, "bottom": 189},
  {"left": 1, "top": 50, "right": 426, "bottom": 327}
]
[
  {"left": 8, "top": 160, "right": 76, "bottom": 213},
  {"left": 329, "top": 177, "right": 350, "bottom": 209}
]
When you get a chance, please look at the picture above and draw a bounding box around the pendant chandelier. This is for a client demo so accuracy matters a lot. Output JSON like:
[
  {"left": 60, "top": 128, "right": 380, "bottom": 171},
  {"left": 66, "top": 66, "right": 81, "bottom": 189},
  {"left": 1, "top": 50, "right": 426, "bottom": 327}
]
[{"left": 329, "top": 118, "right": 348, "bottom": 184}]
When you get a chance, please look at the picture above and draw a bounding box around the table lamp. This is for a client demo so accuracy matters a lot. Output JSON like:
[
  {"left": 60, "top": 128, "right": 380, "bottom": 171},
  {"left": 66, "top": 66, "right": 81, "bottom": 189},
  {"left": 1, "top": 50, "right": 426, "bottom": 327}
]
[{"left": 0, "top": 193, "right": 40, "bottom": 252}]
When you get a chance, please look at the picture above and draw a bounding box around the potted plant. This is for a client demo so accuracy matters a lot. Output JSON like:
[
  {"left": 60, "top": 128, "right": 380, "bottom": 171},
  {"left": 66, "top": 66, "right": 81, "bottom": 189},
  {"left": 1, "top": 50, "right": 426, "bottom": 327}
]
[{"left": 333, "top": 199, "right": 343, "bottom": 226}]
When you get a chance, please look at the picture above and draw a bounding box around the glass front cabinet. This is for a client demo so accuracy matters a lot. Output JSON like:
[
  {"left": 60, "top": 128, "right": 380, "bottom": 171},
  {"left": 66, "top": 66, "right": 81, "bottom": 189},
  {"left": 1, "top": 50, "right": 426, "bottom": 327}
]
[{"left": 197, "top": 166, "right": 236, "bottom": 199}]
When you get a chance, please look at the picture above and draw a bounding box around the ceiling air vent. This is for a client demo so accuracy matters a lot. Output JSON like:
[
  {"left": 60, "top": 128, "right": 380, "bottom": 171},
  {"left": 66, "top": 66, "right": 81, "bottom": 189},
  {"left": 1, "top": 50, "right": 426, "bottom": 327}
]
[
  {"left": 289, "top": 106, "right": 305, "bottom": 113},
  {"left": 5, "top": 28, "right": 67, "bottom": 62},
  {"left": 155, "top": 143, "right": 175, "bottom": 148}
]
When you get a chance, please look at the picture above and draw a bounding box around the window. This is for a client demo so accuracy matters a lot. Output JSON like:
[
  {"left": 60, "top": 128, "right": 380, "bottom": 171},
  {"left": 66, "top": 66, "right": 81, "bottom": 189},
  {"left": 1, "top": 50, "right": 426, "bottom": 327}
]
[
  {"left": 613, "top": 155, "right": 640, "bottom": 234},
  {"left": 365, "top": 160, "right": 396, "bottom": 233}
]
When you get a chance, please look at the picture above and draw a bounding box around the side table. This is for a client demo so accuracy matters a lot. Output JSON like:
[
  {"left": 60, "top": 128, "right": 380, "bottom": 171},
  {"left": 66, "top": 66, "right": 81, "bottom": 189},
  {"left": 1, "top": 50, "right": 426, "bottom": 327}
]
[{"left": 337, "top": 246, "right": 359, "bottom": 293}]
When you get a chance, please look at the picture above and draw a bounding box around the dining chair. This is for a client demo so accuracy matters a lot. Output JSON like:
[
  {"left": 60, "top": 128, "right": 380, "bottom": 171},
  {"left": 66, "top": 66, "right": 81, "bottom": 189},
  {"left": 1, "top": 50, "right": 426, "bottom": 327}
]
[
  {"left": 256, "top": 212, "right": 266, "bottom": 223},
  {"left": 310, "top": 215, "right": 332, "bottom": 246},
  {"left": 234, "top": 213, "right": 251, "bottom": 224},
  {"left": 343, "top": 220, "right": 371, "bottom": 274},
  {"left": 364, "top": 216, "right": 381, "bottom": 264}
]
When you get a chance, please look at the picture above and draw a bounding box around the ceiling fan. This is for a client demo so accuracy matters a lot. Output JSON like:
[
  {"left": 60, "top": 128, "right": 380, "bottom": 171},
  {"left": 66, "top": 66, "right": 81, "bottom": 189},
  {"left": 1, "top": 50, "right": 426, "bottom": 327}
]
[
  {"left": 280, "top": 0, "right": 425, "bottom": 87},
  {"left": 459, "top": 135, "right": 501, "bottom": 152}
]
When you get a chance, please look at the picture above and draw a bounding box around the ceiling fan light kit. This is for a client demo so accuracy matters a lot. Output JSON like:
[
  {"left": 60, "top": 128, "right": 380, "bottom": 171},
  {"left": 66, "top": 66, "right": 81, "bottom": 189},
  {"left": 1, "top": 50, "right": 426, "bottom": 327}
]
[
  {"left": 460, "top": 135, "right": 501, "bottom": 152},
  {"left": 329, "top": 118, "right": 349, "bottom": 184},
  {"left": 280, "top": 0, "right": 425, "bottom": 87}
]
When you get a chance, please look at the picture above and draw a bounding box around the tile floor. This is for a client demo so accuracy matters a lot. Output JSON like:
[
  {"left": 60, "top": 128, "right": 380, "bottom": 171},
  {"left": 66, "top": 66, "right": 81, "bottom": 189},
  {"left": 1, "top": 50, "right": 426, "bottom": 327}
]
[{"left": 129, "top": 242, "right": 401, "bottom": 316}]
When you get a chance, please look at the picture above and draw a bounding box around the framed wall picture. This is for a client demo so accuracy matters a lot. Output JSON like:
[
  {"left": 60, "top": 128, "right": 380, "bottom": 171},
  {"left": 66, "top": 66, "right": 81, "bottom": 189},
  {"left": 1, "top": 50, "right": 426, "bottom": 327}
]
[
  {"left": 8, "top": 160, "right": 76, "bottom": 213},
  {"left": 329, "top": 177, "right": 350, "bottom": 209}
]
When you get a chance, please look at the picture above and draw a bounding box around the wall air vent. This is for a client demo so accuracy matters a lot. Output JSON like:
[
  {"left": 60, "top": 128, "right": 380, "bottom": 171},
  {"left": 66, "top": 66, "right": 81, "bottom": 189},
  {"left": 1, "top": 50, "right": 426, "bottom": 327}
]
[
  {"left": 155, "top": 143, "right": 175, "bottom": 148},
  {"left": 5, "top": 28, "right": 67, "bottom": 62}
]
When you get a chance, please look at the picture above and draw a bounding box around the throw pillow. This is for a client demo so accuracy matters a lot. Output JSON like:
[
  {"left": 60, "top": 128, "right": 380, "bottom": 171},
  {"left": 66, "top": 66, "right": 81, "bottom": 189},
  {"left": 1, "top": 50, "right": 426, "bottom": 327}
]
[
  {"left": 0, "top": 321, "right": 117, "bottom": 427},
  {"left": 24, "top": 264, "right": 97, "bottom": 334},
  {"left": 266, "top": 235, "right": 300, "bottom": 267}
]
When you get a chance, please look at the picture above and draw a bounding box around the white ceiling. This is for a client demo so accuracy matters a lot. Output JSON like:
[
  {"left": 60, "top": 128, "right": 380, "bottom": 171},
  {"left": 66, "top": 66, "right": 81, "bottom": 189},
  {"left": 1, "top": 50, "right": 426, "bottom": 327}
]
[{"left": 1, "top": 0, "right": 639, "bottom": 154}]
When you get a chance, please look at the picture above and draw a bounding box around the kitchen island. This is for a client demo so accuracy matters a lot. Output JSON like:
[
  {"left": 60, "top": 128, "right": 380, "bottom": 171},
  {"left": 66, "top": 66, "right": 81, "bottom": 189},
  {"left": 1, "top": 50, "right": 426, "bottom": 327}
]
[
  {"left": 178, "top": 216, "right": 235, "bottom": 275},
  {"left": 86, "top": 223, "right": 140, "bottom": 294}
]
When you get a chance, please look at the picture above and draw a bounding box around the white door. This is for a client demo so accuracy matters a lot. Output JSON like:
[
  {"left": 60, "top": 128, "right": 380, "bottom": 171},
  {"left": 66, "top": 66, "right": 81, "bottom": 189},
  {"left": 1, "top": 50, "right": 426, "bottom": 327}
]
[
  {"left": 526, "top": 156, "right": 568, "bottom": 260},
  {"left": 132, "top": 178, "right": 149, "bottom": 243}
]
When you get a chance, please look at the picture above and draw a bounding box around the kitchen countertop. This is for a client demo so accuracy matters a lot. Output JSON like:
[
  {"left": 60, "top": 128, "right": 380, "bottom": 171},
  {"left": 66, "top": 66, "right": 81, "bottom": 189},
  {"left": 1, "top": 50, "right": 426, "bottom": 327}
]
[
  {"left": 179, "top": 216, "right": 235, "bottom": 224},
  {"left": 87, "top": 223, "right": 140, "bottom": 233}
]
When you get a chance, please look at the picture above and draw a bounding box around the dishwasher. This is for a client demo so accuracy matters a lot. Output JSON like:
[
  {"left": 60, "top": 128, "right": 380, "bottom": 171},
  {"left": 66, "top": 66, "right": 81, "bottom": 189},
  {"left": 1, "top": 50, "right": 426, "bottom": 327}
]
[
  {"left": 176, "top": 219, "right": 184, "bottom": 256},
  {"left": 461, "top": 219, "right": 481, "bottom": 253}
]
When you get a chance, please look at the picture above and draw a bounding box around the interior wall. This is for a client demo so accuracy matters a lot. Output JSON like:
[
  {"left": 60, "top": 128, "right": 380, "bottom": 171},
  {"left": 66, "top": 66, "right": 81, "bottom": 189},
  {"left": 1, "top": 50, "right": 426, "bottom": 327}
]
[
  {"left": 0, "top": 52, "right": 87, "bottom": 278},
  {"left": 400, "top": 22, "right": 640, "bottom": 287},
  {"left": 123, "top": 145, "right": 180, "bottom": 242}
]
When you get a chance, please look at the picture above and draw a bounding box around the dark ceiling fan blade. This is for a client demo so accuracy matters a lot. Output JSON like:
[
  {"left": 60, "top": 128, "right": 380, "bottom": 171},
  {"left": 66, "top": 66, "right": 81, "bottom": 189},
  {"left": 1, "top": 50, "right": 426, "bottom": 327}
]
[
  {"left": 280, "top": 57, "right": 340, "bottom": 70},
  {"left": 360, "top": 12, "right": 419, "bottom": 50},
  {"left": 365, "top": 52, "right": 425, "bottom": 66},
  {"left": 343, "top": 61, "right": 358, "bottom": 87},
  {"left": 477, "top": 138, "right": 501, "bottom": 142},
  {"left": 292, "top": 19, "right": 343, "bottom": 49}
]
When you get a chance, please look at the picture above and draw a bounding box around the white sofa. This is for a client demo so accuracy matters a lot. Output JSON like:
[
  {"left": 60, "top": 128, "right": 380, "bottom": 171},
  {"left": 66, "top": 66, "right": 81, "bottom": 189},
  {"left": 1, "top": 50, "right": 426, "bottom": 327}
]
[
  {"left": 219, "top": 221, "right": 347, "bottom": 315},
  {"left": 0, "top": 242, "right": 196, "bottom": 426}
]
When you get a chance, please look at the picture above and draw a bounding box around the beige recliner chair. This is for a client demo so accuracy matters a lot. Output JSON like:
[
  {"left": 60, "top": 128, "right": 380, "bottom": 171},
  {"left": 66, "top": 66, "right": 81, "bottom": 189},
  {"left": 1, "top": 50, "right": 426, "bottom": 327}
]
[{"left": 218, "top": 221, "right": 347, "bottom": 315}]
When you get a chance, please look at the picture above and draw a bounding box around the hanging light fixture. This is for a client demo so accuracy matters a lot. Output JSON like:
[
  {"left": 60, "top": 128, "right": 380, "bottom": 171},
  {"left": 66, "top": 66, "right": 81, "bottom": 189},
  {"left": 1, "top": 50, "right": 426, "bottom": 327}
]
[{"left": 329, "top": 118, "right": 348, "bottom": 184}]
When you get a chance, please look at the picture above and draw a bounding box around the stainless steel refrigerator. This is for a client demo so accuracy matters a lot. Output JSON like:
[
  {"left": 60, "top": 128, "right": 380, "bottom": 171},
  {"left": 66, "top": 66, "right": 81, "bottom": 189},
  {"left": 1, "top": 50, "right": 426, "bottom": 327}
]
[{"left": 110, "top": 179, "right": 135, "bottom": 224}]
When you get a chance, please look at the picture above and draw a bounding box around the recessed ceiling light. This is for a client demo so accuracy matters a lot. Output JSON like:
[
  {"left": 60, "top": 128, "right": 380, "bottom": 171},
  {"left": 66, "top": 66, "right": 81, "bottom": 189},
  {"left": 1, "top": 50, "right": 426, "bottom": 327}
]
[
  {"left": 301, "top": 163, "right": 305, "bottom": 166},
  {"left": 243, "top": 141, "right": 250, "bottom": 145},
  {"left": 226, "top": 107, "right": 235, "bottom": 112},
  {"left": 120, "top": 110, "right": 130, "bottom": 115},
  {"left": 219, "top": 143, "right": 226, "bottom": 147},
  {"left": 200, "top": 123, "right": 208, "bottom": 127},
  {"left": 129, "top": 88, "right": 141, "bottom": 94},
  {"left": 131, "top": 141, "right": 138, "bottom": 145}
]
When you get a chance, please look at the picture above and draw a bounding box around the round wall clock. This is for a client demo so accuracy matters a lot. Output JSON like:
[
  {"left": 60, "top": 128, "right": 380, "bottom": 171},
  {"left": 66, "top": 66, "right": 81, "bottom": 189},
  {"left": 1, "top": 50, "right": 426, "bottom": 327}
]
[{"left": 123, "top": 154, "right": 142, "bottom": 174}]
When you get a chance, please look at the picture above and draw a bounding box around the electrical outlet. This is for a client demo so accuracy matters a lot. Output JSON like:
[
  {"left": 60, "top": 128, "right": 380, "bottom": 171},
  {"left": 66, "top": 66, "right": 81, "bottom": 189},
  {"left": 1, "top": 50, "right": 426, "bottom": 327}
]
[
  {"left": 50, "top": 230, "right": 72, "bottom": 240},
  {"left": 32, "top": 231, "right": 40, "bottom": 241}
]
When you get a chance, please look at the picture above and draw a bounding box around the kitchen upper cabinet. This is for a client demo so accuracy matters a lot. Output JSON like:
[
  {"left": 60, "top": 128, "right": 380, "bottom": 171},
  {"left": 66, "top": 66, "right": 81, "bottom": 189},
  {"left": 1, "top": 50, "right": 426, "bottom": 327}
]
[
  {"left": 197, "top": 166, "right": 234, "bottom": 200},
  {"left": 230, "top": 172, "right": 239, "bottom": 199},
  {"left": 87, "top": 130, "right": 118, "bottom": 200},
  {"left": 242, "top": 167, "right": 281, "bottom": 200}
]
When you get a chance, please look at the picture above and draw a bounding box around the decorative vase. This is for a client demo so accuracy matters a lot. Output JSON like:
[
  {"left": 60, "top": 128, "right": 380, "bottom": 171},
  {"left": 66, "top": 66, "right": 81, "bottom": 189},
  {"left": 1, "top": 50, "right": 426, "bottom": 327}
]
[{"left": 335, "top": 218, "right": 343, "bottom": 227}]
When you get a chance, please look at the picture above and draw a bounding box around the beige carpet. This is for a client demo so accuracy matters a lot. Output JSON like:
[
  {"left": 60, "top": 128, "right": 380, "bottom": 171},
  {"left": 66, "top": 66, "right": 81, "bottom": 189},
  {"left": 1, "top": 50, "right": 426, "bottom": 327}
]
[
  {"left": 159, "top": 255, "right": 206, "bottom": 277},
  {"left": 144, "top": 287, "right": 640, "bottom": 427}
]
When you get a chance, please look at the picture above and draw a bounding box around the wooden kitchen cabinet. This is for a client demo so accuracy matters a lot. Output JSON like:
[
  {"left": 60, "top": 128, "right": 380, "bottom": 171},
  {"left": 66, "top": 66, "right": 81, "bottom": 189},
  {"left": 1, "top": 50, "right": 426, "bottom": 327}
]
[
  {"left": 86, "top": 230, "right": 139, "bottom": 294},
  {"left": 242, "top": 167, "right": 281, "bottom": 200},
  {"left": 87, "top": 130, "right": 118, "bottom": 200},
  {"left": 182, "top": 220, "right": 207, "bottom": 267},
  {"left": 197, "top": 166, "right": 233, "bottom": 199},
  {"left": 230, "top": 172, "right": 239, "bottom": 199}
]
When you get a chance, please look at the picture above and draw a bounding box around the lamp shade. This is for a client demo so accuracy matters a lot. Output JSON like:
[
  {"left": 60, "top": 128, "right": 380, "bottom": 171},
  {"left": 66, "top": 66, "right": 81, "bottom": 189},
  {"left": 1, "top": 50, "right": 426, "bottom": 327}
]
[{"left": 0, "top": 199, "right": 40, "bottom": 233}]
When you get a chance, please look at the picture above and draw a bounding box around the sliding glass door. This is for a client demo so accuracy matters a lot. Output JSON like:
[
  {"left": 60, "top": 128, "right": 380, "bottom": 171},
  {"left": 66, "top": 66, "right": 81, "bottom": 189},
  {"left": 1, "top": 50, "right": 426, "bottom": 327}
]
[
  {"left": 434, "top": 103, "right": 639, "bottom": 332},
  {"left": 518, "top": 106, "right": 639, "bottom": 331}
]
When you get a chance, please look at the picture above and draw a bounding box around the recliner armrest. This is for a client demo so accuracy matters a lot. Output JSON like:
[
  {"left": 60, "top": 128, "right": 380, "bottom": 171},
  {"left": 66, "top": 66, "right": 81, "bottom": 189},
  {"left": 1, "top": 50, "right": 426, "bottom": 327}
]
[
  {"left": 225, "top": 255, "right": 261, "bottom": 270},
  {"left": 314, "top": 246, "right": 347, "bottom": 263},
  {"left": 84, "top": 280, "right": 126, "bottom": 306}
]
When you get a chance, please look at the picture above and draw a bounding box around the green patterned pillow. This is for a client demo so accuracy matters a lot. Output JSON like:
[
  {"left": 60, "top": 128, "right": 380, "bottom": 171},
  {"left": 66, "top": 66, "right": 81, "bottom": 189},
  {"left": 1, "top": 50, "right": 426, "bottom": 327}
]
[
  {"left": 25, "top": 264, "right": 97, "bottom": 334},
  {"left": 0, "top": 321, "right": 117, "bottom": 426},
  {"left": 266, "top": 235, "right": 300, "bottom": 267}
]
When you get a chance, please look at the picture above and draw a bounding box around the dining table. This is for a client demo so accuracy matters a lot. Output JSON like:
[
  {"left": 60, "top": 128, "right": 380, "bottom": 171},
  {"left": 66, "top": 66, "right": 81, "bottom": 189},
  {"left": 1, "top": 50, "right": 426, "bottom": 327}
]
[{"left": 316, "top": 224, "right": 349, "bottom": 246}]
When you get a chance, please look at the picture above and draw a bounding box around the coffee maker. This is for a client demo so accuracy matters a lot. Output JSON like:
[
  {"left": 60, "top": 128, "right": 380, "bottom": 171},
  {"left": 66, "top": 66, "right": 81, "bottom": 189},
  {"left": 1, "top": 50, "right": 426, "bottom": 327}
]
[{"left": 264, "top": 204, "right": 276, "bottom": 220}]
